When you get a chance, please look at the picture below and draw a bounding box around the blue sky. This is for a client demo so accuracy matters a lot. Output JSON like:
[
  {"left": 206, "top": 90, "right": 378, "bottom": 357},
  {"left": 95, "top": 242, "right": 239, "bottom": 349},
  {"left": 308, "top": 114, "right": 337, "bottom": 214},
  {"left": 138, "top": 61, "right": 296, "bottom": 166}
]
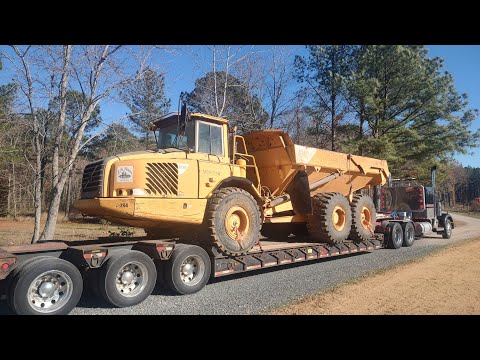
[{"left": 1, "top": 45, "right": 479, "bottom": 167}]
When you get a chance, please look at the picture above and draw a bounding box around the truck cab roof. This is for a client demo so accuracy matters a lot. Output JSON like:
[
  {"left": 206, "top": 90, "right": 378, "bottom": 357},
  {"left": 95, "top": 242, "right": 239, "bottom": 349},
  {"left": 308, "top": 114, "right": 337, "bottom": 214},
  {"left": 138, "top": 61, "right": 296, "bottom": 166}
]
[{"left": 150, "top": 112, "right": 229, "bottom": 130}]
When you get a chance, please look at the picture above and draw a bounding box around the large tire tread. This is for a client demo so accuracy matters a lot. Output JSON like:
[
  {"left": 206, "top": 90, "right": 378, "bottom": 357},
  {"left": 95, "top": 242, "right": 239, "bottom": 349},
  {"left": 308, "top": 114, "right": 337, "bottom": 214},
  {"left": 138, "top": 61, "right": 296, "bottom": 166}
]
[
  {"left": 350, "top": 194, "right": 376, "bottom": 243},
  {"left": 205, "top": 187, "right": 261, "bottom": 256},
  {"left": 307, "top": 192, "right": 352, "bottom": 244}
]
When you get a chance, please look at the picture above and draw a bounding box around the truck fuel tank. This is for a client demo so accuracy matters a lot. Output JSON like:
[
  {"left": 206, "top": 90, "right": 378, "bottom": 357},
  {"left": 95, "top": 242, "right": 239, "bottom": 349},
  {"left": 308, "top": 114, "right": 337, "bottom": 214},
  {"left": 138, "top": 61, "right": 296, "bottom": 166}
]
[{"left": 414, "top": 221, "right": 433, "bottom": 237}]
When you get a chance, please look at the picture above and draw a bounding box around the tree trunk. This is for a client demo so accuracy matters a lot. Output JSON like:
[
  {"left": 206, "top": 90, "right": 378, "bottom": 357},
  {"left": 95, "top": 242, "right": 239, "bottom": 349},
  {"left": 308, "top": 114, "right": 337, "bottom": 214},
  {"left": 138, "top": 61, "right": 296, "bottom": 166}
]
[
  {"left": 11, "top": 162, "right": 17, "bottom": 219},
  {"left": 331, "top": 106, "right": 336, "bottom": 151},
  {"left": 65, "top": 169, "right": 72, "bottom": 219},
  {"left": 40, "top": 101, "right": 97, "bottom": 241},
  {"left": 7, "top": 173, "right": 11, "bottom": 216},
  {"left": 52, "top": 45, "right": 72, "bottom": 189},
  {"left": 32, "top": 147, "right": 42, "bottom": 243}
]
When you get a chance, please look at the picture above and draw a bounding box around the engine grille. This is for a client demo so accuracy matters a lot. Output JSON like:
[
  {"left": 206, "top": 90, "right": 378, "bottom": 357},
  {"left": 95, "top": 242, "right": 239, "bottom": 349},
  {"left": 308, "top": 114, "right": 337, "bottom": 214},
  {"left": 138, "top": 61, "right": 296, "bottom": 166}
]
[
  {"left": 81, "top": 160, "right": 104, "bottom": 199},
  {"left": 145, "top": 163, "right": 178, "bottom": 196}
]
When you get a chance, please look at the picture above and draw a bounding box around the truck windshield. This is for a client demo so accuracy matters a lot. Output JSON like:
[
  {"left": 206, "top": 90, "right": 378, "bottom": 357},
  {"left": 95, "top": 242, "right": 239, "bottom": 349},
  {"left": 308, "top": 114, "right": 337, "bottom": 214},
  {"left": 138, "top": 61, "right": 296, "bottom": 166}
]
[{"left": 156, "top": 118, "right": 195, "bottom": 151}]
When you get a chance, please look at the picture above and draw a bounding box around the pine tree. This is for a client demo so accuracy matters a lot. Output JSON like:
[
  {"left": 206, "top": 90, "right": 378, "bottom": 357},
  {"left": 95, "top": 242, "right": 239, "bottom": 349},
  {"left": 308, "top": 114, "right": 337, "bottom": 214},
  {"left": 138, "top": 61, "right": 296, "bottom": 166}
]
[{"left": 120, "top": 67, "right": 171, "bottom": 148}]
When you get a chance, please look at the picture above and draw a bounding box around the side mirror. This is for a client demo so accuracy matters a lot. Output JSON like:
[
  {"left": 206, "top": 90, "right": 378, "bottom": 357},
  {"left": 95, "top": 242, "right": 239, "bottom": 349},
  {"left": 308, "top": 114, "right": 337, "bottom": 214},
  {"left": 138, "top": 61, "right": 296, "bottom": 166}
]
[{"left": 180, "top": 103, "right": 187, "bottom": 123}]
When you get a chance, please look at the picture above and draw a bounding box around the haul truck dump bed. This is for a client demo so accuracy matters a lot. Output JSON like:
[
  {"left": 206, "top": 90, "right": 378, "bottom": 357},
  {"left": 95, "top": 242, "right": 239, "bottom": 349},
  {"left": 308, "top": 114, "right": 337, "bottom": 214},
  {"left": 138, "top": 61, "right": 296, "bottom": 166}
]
[{"left": 242, "top": 130, "right": 389, "bottom": 198}]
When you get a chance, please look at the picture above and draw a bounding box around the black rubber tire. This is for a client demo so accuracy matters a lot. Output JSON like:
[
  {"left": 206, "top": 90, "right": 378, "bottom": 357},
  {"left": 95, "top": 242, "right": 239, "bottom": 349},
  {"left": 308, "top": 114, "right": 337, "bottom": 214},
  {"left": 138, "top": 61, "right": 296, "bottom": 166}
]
[
  {"left": 4, "top": 256, "right": 52, "bottom": 309},
  {"left": 164, "top": 244, "right": 211, "bottom": 295},
  {"left": 307, "top": 192, "right": 352, "bottom": 244},
  {"left": 402, "top": 222, "right": 415, "bottom": 247},
  {"left": 386, "top": 222, "right": 404, "bottom": 249},
  {"left": 8, "top": 257, "right": 83, "bottom": 315},
  {"left": 205, "top": 187, "right": 261, "bottom": 255},
  {"left": 442, "top": 217, "right": 452, "bottom": 239},
  {"left": 260, "top": 223, "right": 292, "bottom": 238},
  {"left": 350, "top": 194, "right": 376, "bottom": 242},
  {"left": 98, "top": 249, "right": 157, "bottom": 307}
]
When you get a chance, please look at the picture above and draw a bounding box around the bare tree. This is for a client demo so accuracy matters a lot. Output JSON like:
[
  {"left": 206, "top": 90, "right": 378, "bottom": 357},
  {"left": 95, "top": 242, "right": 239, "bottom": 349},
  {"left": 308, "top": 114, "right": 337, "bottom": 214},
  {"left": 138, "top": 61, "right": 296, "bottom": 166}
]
[
  {"left": 2, "top": 45, "right": 156, "bottom": 242},
  {"left": 261, "top": 46, "right": 295, "bottom": 129}
]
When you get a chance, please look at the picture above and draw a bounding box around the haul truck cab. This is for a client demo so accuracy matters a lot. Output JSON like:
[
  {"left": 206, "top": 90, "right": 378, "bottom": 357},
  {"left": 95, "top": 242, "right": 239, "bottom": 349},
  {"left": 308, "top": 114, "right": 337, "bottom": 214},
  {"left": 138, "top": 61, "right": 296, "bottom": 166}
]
[{"left": 74, "top": 108, "right": 265, "bottom": 255}]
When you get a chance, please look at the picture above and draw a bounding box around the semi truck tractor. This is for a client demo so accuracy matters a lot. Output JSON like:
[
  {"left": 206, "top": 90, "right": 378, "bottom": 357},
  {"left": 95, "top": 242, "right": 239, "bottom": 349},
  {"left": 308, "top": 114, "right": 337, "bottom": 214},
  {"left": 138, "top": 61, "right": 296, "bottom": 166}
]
[{"left": 375, "top": 166, "right": 454, "bottom": 248}]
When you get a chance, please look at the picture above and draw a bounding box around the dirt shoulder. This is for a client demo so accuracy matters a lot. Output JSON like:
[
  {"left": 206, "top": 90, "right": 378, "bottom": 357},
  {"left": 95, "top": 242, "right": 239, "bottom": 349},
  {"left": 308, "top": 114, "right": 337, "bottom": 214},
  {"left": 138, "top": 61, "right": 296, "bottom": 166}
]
[{"left": 271, "top": 237, "right": 480, "bottom": 315}]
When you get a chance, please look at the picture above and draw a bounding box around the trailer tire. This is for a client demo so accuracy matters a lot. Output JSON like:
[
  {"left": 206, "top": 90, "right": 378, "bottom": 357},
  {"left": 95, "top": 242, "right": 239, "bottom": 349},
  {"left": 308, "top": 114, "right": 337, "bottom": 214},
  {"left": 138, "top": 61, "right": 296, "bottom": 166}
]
[
  {"left": 206, "top": 187, "right": 261, "bottom": 255},
  {"left": 307, "top": 192, "right": 352, "bottom": 244},
  {"left": 8, "top": 257, "right": 83, "bottom": 315},
  {"left": 165, "top": 244, "right": 211, "bottom": 295},
  {"left": 402, "top": 222, "right": 415, "bottom": 247},
  {"left": 350, "top": 194, "right": 376, "bottom": 242},
  {"left": 98, "top": 249, "right": 157, "bottom": 307},
  {"left": 442, "top": 217, "right": 452, "bottom": 239},
  {"left": 386, "top": 222, "right": 404, "bottom": 249}
]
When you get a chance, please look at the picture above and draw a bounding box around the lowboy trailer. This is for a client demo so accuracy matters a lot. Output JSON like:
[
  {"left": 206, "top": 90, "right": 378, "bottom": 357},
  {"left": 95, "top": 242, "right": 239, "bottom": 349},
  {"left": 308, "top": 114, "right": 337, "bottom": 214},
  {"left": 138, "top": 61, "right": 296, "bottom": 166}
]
[{"left": 0, "top": 227, "right": 413, "bottom": 315}]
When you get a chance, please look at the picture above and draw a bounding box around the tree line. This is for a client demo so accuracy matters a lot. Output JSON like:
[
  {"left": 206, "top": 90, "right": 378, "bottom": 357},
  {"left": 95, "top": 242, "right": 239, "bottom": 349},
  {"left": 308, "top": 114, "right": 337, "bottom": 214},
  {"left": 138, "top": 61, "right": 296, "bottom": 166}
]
[{"left": 0, "top": 45, "right": 478, "bottom": 243}]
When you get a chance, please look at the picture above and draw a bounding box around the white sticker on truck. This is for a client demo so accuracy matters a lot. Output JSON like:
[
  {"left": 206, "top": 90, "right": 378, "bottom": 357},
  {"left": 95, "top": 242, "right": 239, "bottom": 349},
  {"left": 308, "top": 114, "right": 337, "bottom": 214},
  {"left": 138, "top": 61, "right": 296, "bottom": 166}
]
[
  {"left": 117, "top": 166, "right": 134, "bottom": 182},
  {"left": 178, "top": 163, "right": 189, "bottom": 175}
]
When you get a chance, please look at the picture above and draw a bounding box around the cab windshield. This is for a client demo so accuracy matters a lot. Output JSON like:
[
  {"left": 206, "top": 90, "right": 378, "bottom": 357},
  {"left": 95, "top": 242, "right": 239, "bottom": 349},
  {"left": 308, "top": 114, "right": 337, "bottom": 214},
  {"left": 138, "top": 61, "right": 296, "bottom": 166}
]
[{"left": 156, "top": 117, "right": 195, "bottom": 151}]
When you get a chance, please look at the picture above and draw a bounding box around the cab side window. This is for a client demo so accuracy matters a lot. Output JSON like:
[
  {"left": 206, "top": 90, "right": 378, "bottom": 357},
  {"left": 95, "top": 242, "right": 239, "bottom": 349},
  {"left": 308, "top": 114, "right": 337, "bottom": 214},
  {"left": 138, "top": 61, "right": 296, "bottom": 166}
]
[{"left": 197, "top": 121, "right": 224, "bottom": 156}]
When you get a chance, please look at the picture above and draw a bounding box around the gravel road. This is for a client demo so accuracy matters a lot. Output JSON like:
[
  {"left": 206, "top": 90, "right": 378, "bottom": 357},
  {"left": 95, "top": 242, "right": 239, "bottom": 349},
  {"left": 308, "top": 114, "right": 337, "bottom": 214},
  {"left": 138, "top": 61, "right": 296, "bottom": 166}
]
[{"left": 1, "top": 213, "right": 478, "bottom": 315}]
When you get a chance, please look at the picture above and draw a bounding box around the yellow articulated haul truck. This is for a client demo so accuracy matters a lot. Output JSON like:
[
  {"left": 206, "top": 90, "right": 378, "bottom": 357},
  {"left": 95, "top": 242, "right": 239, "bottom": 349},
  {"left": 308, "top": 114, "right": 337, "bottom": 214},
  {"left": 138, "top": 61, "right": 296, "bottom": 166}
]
[{"left": 74, "top": 108, "right": 389, "bottom": 255}]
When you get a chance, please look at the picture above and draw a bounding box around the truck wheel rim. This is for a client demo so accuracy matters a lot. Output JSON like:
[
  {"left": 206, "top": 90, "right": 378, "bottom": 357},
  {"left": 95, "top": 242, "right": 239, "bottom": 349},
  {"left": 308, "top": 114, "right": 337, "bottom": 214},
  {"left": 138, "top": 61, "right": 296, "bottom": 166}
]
[
  {"left": 180, "top": 255, "right": 205, "bottom": 286},
  {"left": 115, "top": 261, "right": 148, "bottom": 297},
  {"left": 225, "top": 206, "right": 250, "bottom": 241},
  {"left": 332, "top": 206, "right": 346, "bottom": 231},
  {"left": 406, "top": 226, "right": 414, "bottom": 242},
  {"left": 445, "top": 221, "right": 451, "bottom": 235},
  {"left": 361, "top": 206, "right": 372, "bottom": 229},
  {"left": 27, "top": 270, "right": 73, "bottom": 313},
  {"left": 394, "top": 228, "right": 402, "bottom": 244}
]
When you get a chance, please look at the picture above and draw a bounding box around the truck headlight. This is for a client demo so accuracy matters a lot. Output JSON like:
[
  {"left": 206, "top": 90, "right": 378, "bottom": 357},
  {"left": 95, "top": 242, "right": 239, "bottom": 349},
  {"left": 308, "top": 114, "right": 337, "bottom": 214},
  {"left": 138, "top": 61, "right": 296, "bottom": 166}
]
[{"left": 131, "top": 189, "right": 145, "bottom": 196}]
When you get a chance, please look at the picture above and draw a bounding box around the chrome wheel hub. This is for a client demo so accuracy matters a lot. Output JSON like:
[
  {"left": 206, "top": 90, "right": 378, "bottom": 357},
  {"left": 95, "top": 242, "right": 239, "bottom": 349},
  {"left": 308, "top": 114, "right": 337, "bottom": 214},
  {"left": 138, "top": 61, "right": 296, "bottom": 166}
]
[
  {"left": 115, "top": 261, "right": 148, "bottom": 297},
  {"left": 28, "top": 270, "right": 73, "bottom": 313},
  {"left": 180, "top": 255, "right": 205, "bottom": 286}
]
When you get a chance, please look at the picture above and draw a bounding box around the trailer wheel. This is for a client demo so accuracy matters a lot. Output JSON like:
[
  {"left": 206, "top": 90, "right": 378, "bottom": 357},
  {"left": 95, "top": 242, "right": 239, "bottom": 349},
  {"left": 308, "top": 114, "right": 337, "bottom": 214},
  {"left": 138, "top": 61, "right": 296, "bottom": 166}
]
[
  {"left": 98, "top": 250, "right": 157, "bottom": 307},
  {"left": 165, "top": 244, "right": 211, "bottom": 295},
  {"left": 307, "top": 192, "right": 352, "bottom": 244},
  {"left": 386, "top": 223, "right": 404, "bottom": 249},
  {"left": 442, "top": 218, "right": 452, "bottom": 239},
  {"left": 402, "top": 222, "right": 415, "bottom": 247},
  {"left": 350, "top": 194, "right": 376, "bottom": 242},
  {"left": 8, "top": 257, "right": 83, "bottom": 315},
  {"left": 206, "top": 187, "right": 261, "bottom": 255}
]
